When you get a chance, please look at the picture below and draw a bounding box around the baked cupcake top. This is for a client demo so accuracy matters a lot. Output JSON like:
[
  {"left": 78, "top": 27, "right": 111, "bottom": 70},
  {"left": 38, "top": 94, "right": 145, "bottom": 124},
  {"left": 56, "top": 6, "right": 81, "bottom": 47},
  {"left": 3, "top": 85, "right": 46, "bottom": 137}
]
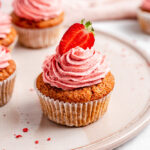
[
  {"left": 0, "top": 46, "right": 16, "bottom": 81},
  {"left": 13, "top": 0, "right": 63, "bottom": 21},
  {"left": 0, "top": 12, "right": 11, "bottom": 39},
  {"left": 42, "top": 20, "right": 110, "bottom": 90},
  {"left": 141, "top": 0, "right": 150, "bottom": 12}
]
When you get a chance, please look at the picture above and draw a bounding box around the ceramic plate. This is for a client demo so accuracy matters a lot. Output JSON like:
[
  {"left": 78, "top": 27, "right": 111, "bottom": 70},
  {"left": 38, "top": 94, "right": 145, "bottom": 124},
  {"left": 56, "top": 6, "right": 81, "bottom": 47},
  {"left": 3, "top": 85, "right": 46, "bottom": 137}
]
[{"left": 0, "top": 29, "right": 150, "bottom": 150}]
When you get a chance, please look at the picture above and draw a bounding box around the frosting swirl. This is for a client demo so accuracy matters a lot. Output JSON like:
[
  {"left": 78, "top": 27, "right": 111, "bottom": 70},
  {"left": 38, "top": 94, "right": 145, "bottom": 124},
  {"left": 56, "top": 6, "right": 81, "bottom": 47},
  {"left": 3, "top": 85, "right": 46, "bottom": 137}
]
[
  {"left": 0, "top": 46, "right": 11, "bottom": 70},
  {"left": 42, "top": 46, "right": 110, "bottom": 90},
  {"left": 141, "top": 0, "right": 150, "bottom": 11},
  {"left": 0, "top": 12, "right": 11, "bottom": 39},
  {"left": 13, "top": 0, "right": 63, "bottom": 21}
]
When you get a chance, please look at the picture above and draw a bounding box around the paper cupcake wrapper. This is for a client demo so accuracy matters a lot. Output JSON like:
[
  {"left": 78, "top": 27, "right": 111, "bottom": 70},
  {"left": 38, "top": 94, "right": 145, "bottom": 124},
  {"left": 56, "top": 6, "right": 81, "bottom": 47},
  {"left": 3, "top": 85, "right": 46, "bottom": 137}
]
[
  {"left": 35, "top": 86, "right": 111, "bottom": 127},
  {"left": 137, "top": 9, "right": 150, "bottom": 34},
  {"left": 0, "top": 71, "right": 16, "bottom": 106},
  {"left": 8, "top": 35, "right": 18, "bottom": 51},
  {"left": 13, "top": 24, "right": 62, "bottom": 48}
]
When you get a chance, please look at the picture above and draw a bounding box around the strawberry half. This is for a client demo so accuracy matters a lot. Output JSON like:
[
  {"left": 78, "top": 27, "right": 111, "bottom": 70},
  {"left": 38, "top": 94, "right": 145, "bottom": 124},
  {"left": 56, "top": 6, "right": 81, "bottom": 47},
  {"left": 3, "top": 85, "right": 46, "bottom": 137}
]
[{"left": 59, "top": 20, "right": 95, "bottom": 55}]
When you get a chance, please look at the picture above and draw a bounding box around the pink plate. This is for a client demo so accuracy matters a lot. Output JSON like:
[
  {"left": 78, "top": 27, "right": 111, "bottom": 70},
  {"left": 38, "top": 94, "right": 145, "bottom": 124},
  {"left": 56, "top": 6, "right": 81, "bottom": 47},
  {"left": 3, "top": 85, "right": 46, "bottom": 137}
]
[{"left": 0, "top": 30, "right": 150, "bottom": 150}]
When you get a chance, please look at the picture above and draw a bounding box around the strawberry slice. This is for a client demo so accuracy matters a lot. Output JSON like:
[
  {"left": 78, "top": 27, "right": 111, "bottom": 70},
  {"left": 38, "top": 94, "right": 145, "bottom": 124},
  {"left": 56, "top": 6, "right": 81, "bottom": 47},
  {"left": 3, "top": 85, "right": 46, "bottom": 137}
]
[{"left": 59, "top": 20, "right": 95, "bottom": 55}]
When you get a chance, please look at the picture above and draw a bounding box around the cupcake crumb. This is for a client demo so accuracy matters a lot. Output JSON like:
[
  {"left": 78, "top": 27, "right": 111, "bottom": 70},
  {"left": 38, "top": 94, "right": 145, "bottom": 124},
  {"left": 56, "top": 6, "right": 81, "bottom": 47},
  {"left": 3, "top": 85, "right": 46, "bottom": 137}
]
[
  {"left": 26, "top": 121, "right": 30, "bottom": 124},
  {"left": 3, "top": 114, "right": 6, "bottom": 117},
  {"left": 29, "top": 88, "right": 34, "bottom": 92}
]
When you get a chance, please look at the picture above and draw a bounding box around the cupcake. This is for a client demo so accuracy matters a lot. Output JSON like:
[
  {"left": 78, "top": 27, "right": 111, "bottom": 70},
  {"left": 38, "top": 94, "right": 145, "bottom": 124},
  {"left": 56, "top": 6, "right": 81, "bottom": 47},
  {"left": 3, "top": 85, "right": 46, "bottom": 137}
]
[
  {"left": 137, "top": 0, "right": 150, "bottom": 34},
  {"left": 12, "top": 0, "right": 64, "bottom": 48},
  {"left": 0, "top": 46, "right": 16, "bottom": 106},
  {"left": 0, "top": 12, "right": 17, "bottom": 51},
  {"left": 35, "top": 20, "right": 115, "bottom": 127}
]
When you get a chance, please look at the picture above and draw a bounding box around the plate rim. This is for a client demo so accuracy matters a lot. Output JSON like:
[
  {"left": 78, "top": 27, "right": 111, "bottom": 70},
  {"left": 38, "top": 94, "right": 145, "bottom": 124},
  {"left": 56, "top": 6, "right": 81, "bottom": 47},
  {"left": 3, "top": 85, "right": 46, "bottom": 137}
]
[{"left": 74, "top": 29, "right": 150, "bottom": 150}]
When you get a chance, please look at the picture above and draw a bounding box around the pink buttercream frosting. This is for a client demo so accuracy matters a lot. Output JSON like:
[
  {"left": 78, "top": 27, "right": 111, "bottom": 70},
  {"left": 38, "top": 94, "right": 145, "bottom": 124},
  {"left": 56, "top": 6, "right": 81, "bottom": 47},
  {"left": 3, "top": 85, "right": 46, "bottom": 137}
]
[
  {"left": 13, "top": 0, "right": 63, "bottom": 21},
  {"left": 141, "top": 0, "right": 150, "bottom": 11},
  {"left": 0, "top": 46, "right": 11, "bottom": 70},
  {"left": 42, "top": 46, "right": 110, "bottom": 90},
  {"left": 0, "top": 12, "right": 11, "bottom": 39}
]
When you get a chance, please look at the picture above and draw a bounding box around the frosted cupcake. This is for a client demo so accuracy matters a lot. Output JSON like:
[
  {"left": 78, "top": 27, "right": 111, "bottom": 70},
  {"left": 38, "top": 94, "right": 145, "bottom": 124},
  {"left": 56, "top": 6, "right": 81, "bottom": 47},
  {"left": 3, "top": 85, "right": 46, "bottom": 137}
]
[
  {"left": 137, "top": 0, "right": 150, "bottom": 34},
  {"left": 12, "top": 0, "right": 64, "bottom": 48},
  {"left": 0, "top": 12, "right": 17, "bottom": 51},
  {"left": 35, "top": 20, "right": 115, "bottom": 127},
  {"left": 0, "top": 46, "right": 16, "bottom": 106}
]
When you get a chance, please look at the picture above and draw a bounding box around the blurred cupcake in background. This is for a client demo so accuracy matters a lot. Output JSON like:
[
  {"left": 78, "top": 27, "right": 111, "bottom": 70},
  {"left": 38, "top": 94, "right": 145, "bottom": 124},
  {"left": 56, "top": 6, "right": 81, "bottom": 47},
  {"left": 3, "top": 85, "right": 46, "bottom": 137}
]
[
  {"left": 137, "top": 0, "right": 150, "bottom": 34},
  {"left": 0, "top": 46, "right": 16, "bottom": 106},
  {"left": 12, "top": 0, "right": 64, "bottom": 49},
  {"left": 0, "top": 11, "right": 17, "bottom": 51}
]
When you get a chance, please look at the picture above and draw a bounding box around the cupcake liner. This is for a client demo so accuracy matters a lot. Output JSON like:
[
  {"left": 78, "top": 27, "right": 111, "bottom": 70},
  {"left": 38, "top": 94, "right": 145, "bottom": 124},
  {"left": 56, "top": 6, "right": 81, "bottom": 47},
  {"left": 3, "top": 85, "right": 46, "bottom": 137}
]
[
  {"left": 13, "top": 24, "right": 62, "bottom": 48},
  {"left": 35, "top": 85, "right": 111, "bottom": 127},
  {"left": 8, "top": 35, "right": 18, "bottom": 51},
  {"left": 0, "top": 71, "right": 16, "bottom": 106},
  {"left": 137, "top": 8, "right": 150, "bottom": 34}
]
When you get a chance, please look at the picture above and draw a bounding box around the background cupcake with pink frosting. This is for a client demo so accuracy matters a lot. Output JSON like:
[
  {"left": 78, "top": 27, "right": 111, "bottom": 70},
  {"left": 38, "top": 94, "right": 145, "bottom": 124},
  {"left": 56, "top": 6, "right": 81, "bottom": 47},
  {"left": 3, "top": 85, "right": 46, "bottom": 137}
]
[
  {"left": 0, "top": 46, "right": 16, "bottom": 106},
  {"left": 11, "top": 0, "right": 64, "bottom": 48},
  {"left": 137, "top": 0, "right": 150, "bottom": 34},
  {"left": 0, "top": 2, "right": 17, "bottom": 51},
  {"left": 35, "top": 21, "right": 115, "bottom": 127}
]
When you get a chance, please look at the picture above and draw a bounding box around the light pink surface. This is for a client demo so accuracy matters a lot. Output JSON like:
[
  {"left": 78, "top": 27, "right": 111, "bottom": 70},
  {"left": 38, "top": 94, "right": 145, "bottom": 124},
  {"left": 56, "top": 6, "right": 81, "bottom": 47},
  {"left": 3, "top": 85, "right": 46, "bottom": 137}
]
[
  {"left": 13, "top": 0, "right": 63, "bottom": 21},
  {"left": 141, "top": 0, "right": 150, "bottom": 11},
  {"left": 42, "top": 46, "right": 109, "bottom": 90},
  {"left": 0, "top": 46, "right": 11, "bottom": 70},
  {"left": 0, "top": 0, "right": 143, "bottom": 25},
  {"left": 0, "top": 12, "right": 11, "bottom": 39},
  {"left": 63, "top": 0, "right": 142, "bottom": 25}
]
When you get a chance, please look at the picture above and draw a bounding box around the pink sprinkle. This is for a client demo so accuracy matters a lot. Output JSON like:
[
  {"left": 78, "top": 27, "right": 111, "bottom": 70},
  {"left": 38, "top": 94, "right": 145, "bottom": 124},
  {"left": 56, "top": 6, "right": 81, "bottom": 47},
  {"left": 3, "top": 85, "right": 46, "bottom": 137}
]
[
  {"left": 140, "top": 77, "right": 144, "bottom": 80},
  {"left": 143, "top": 37, "right": 149, "bottom": 41},
  {"left": 122, "top": 48, "right": 126, "bottom": 52},
  {"left": 29, "top": 88, "right": 34, "bottom": 92},
  {"left": 26, "top": 121, "right": 30, "bottom": 124},
  {"left": 47, "top": 137, "right": 51, "bottom": 141},
  {"left": 136, "top": 64, "right": 143, "bottom": 69},
  {"left": 26, "top": 114, "right": 29, "bottom": 116},
  {"left": 132, "top": 39, "right": 137, "bottom": 43},
  {"left": 15, "top": 135, "right": 22, "bottom": 138},
  {"left": 35, "top": 140, "right": 39, "bottom": 144},
  {"left": 22, "top": 128, "right": 29, "bottom": 132},
  {"left": 121, "top": 54, "right": 126, "bottom": 58},
  {"left": 3, "top": 114, "right": 6, "bottom": 117},
  {"left": 131, "top": 88, "right": 135, "bottom": 91}
]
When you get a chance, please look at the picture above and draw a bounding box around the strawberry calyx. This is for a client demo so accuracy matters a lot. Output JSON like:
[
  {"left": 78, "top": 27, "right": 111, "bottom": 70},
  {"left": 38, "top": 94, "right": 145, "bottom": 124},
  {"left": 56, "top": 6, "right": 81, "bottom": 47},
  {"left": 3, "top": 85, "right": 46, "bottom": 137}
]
[{"left": 81, "top": 19, "right": 95, "bottom": 35}]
